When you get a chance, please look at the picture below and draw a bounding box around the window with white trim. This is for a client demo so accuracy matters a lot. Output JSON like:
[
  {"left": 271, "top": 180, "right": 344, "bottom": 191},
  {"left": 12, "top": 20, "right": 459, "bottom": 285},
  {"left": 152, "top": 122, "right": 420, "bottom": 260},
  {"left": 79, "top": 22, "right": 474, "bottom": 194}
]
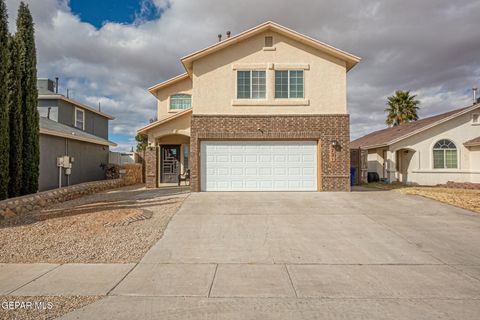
[
  {"left": 275, "top": 70, "right": 304, "bottom": 98},
  {"left": 433, "top": 139, "right": 457, "bottom": 169},
  {"left": 75, "top": 108, "right": 85, "bottom": 130},
  {"left": 237, "top": 70, "right": 266, "bottom": 99},
  {"left": 170, "top": 94, "right": 191, "bottom": 110}
]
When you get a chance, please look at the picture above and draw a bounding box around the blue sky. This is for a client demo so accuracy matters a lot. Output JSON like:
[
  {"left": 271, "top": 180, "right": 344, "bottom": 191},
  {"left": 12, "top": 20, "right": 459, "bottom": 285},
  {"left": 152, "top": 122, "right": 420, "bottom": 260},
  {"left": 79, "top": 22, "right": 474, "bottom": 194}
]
[{"left": 70, "top": 0, "right": 160, "bottom": 28}]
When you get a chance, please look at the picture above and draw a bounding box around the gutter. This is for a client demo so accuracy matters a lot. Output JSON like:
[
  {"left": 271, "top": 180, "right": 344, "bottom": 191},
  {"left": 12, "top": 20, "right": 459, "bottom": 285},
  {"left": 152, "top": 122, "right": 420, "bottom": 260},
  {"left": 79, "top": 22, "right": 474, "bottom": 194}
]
[{"left": 40, "top": 128, "right": 117, "bottom": 147}]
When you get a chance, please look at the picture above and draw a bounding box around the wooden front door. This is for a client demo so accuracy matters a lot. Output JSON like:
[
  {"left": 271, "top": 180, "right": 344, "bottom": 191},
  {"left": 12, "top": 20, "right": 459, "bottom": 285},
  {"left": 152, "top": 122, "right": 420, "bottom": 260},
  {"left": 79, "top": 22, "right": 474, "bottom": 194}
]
[{"left": 161, "top": 145, "right": 180, "bottom": 183}]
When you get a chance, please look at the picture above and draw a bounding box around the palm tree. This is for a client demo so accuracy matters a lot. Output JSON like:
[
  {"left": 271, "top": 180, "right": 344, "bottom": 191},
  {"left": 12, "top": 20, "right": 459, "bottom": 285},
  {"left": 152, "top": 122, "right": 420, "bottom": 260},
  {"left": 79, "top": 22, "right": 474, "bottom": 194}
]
[{"left": 385, "top": 90, "right": 420, "bottom": 126}]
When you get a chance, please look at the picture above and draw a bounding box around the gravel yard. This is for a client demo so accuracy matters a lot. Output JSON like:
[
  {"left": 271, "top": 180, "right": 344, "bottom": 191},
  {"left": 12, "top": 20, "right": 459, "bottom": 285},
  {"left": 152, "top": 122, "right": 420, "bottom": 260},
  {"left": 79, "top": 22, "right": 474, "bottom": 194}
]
[
  {"left": 0, "top": 185, "right": 189, "bottom": 263},
  {"left": 0, "top": 295, "right": 102, "bottom": 320}
]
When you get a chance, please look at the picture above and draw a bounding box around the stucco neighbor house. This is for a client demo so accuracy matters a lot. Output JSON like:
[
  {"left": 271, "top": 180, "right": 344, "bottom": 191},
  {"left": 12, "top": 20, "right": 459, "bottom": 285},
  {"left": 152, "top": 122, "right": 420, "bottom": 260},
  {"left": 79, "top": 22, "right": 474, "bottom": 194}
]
[
  {"left": 37, "top": 79, "right": 117, "bottom": 191},
  {"left": 138, "top": 21, "right": 361, "bottom": 192},
  {"left": 350, "top": 103, "right": 480, "bottom": 185}
]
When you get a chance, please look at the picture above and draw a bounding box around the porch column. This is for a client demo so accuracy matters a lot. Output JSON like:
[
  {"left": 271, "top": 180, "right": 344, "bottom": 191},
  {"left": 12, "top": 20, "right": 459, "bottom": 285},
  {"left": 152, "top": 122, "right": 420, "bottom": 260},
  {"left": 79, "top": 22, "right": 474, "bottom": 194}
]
[
  {"left": 385, "top": 149, "right": 396, "bottom": 183},
  {"left": 145, "top": 147, "right": 158, "bottom": 188}
]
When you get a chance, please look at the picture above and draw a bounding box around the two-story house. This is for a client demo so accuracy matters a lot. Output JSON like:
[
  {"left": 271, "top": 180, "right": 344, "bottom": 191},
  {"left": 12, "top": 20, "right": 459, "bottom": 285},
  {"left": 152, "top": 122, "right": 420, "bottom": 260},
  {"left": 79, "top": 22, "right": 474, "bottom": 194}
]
[
  {"left": 37, "top": 78, "right": 116, "bottom": 191},
  {"left": 138, "top": 21, "right": 360, "bottom": 192}
]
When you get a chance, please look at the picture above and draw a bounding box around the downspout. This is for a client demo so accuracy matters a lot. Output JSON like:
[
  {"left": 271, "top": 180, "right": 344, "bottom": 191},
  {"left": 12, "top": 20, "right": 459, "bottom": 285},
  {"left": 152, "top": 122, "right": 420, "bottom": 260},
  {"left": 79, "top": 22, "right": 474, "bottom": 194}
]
[{"left": 65, "top": 138, "right": 70, "bottom": 186}]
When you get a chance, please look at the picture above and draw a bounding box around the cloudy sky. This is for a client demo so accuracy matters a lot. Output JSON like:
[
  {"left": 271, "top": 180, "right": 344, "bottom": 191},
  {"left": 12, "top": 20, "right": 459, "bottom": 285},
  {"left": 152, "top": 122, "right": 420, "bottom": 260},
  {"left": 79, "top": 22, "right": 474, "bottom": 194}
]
[{"left": 4, "top": 0, "right": 480, "bottom": 151}]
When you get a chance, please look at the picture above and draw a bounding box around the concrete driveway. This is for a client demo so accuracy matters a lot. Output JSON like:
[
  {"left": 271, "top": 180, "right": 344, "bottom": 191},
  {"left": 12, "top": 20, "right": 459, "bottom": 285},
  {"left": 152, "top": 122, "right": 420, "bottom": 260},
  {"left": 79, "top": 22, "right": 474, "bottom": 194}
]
[{"left": 63, "top": 190, "right": 480, "bottom": 319}]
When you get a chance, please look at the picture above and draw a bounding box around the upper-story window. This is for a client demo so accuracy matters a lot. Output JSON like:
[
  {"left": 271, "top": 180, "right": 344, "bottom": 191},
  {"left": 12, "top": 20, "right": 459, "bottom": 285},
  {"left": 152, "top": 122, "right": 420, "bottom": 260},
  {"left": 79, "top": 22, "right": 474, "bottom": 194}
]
[
  {"left": 75, "top": 108, "right": 85, "bottom": 130},
  {"left": 237, "top": 70, "right": 266, "bottom": 99},
  {"left": 433, "top": 139, "right": 457, "bottom": 169},
  {"left": 275, "top": 70, "right": 304, "bottom": 99},
  {"left": 170, "top": 94, "right": 192, "bottom": 110}
]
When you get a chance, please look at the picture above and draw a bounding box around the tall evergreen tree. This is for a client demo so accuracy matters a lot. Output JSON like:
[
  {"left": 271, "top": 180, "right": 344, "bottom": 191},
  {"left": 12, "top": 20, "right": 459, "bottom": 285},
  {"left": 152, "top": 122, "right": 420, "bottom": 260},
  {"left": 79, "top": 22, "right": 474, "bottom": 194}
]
[
  {"left": 0, "top": 0, "right": 10, "bottom": 199},
  {"left": 16, "top": 2, "right": 39, "bottom": 195},
  {"left": 7, "top": 34, "right": 23, "bottom": 197}
]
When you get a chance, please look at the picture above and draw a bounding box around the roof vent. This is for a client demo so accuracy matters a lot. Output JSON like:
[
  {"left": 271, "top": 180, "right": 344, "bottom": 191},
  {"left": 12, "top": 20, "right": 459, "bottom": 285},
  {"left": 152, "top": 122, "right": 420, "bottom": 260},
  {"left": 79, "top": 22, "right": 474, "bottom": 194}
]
[
  {"left": 265, "top": 36, "right": 273, "bottom": 47},
  {"left": 218, "top": 34, "right": 222, "bottom": 42}
]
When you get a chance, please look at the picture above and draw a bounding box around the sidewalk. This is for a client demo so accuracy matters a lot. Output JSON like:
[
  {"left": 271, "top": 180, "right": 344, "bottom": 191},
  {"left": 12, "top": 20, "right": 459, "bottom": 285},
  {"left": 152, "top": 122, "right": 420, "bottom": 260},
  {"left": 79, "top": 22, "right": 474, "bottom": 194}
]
[{"left": 0, "top": 263, "right": 135, "bottom": 296}]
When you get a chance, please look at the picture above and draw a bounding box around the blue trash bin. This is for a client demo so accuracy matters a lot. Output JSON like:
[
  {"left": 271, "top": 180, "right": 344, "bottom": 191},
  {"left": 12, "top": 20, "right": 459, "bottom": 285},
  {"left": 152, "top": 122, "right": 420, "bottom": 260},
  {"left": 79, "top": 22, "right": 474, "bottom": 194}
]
[{"left": 350, "top": 167, "right": 356, "bottom": 186}]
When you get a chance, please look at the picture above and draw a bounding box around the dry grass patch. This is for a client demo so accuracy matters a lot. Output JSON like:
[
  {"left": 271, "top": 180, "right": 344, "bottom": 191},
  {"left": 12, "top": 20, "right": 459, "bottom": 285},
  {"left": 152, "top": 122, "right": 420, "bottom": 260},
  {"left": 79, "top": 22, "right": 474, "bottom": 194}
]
[
  {"left": 365, "top": 183, "right": 480, "bottom": 213},
  {"left": 0, "top": 295, "right": 102, "bottom": 320},
  {"left": 397, "top": 187, "right": 480, "bottom": 213}
]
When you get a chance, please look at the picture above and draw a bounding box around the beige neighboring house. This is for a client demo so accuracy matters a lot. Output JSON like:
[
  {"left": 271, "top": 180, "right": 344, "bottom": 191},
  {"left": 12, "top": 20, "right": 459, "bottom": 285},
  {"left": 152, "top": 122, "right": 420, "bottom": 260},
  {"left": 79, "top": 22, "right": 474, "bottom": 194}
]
[
  {"left": 138, "top": 21, "right": 360, "bottom": 192},
  {"left": 350, "top": 103, "right": 480, "bottom": 185}
]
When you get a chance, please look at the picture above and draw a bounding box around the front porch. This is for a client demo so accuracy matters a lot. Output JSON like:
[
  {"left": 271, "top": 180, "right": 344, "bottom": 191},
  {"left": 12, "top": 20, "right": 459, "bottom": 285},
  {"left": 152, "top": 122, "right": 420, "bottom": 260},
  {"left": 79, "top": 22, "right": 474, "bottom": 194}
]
[
  {"left": 143, "top": 134, "right": 190, "bottom": 188},
  {"left": 367, "top": 147, "right": 416, "bottom": 184},
  {"left": 138, "top": 109, "right": 192, "bottom": 188}
]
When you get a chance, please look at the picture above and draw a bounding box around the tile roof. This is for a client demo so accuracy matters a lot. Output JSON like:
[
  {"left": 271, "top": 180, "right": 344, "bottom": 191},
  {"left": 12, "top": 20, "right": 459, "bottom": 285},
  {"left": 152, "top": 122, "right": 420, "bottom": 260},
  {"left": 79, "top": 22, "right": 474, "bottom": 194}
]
[
  {"left": 350, "top": 104, "right": 479, "bottom": 149},
  {"left": 40, "top": 117, "right": 116, "bottom": 146}
]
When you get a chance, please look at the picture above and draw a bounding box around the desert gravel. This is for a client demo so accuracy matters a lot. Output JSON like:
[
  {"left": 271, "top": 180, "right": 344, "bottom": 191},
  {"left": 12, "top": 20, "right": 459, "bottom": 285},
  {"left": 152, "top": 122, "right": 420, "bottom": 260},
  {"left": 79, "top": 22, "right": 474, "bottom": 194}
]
[
  {"left": 0, "top": 185, "right": 189, "bottom": 263},
  {"left": 0, "top": 295, "right": 102, "bottom": 320}
]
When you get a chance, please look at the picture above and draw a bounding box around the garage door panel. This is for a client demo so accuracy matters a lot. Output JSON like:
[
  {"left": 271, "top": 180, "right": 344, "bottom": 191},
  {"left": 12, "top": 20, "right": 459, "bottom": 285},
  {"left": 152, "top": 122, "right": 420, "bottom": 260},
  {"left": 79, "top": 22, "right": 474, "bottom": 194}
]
[{"left": 201, "top": 141, "right": 317, "bottom": 191}]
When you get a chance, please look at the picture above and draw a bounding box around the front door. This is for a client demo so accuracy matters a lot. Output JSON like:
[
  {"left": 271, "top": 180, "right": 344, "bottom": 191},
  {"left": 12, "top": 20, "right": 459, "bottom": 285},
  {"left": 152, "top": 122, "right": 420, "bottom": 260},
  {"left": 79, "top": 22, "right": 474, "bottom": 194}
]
[{"left": 161, "top": 145, "right": 180, "bottom": 183}]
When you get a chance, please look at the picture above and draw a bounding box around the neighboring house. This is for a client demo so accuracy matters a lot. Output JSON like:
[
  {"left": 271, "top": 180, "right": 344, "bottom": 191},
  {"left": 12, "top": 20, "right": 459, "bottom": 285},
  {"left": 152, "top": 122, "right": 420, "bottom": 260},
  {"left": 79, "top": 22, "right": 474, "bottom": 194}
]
[
  {"left": 37, "top": 79, "right": 116, "bottom": 191},
  {"left": 350, "top": 103, "right": 480, "bottom": 185},
  {"left": 138, "top": 21, "right": 360, "bottom": 192}
]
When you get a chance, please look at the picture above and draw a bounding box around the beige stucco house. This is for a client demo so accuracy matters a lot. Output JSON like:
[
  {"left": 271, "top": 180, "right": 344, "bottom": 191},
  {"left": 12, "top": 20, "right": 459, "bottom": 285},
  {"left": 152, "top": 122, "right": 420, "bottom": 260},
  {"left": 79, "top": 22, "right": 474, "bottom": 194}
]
[
  {"left": 350, "top": 103, "right": 480, "bottom": 185},
  {"left": 138, "top": 21, "right": 360, "bottom": 192}
]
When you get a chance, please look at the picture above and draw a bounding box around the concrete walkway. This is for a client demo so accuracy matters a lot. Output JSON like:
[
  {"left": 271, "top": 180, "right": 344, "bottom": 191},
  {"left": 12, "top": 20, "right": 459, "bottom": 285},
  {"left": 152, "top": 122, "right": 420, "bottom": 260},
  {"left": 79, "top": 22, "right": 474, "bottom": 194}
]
[{"left": 2, "top": 190, "right": 480, "bottom": 319}]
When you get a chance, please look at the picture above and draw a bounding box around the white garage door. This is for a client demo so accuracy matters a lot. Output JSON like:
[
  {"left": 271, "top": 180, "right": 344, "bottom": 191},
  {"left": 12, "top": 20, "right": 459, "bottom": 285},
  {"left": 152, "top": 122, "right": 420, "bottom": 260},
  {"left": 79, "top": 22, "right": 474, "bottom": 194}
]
[{"left": 201, "top": 141, "right": 317, "bottom": 191}]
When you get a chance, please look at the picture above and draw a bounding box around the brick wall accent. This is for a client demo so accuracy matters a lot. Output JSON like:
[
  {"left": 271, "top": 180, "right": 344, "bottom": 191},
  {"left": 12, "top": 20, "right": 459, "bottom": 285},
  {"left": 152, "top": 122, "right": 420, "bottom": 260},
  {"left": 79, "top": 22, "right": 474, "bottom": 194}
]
[
  {"left": 190, "top": 114, "right": 350, "bottom": 192},
  {"left": 145, "top": 147, "right": 158, "bottom": 188}
]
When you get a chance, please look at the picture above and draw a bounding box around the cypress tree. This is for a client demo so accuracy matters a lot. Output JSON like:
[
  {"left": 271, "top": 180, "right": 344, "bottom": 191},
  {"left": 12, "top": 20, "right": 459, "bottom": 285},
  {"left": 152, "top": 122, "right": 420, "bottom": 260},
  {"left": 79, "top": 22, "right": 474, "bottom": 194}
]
[
  {"left": 7, "top": 34, "right": 23, "bottom": 197},
  {"left": 0, "top": 0, "right": 10, "bottom": 199},
  {"left": 16, "top": 2, "right": 39, "bottom": 195}
]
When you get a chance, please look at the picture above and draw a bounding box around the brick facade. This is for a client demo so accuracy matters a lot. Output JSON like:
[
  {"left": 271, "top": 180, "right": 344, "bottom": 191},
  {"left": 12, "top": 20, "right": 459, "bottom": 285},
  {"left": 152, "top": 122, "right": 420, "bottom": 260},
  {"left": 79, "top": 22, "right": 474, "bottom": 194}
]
[
  {"left": 145, "top": 148, "right": 158, "bottom": 188},
  {"left": 190, "top": 114, "right": 350, "bottom": 192}
]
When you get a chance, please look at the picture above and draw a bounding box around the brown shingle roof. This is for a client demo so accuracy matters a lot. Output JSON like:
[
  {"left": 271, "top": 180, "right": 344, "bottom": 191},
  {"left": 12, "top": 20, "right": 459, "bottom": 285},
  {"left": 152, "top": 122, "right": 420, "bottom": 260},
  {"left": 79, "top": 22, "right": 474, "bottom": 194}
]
[
  {"left": 464, "top": 136, "right": 480, "bottom": 147},
  {"left": 350, "top": 105, "right": 478, "bottom": 149}
]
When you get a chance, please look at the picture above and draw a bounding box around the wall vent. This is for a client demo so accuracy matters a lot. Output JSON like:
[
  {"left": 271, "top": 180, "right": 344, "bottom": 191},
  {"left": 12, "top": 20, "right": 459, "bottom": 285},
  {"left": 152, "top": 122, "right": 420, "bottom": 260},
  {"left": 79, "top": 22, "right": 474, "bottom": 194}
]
[{"left": 264, "top": 36, "right": 273, "bottom": 47}]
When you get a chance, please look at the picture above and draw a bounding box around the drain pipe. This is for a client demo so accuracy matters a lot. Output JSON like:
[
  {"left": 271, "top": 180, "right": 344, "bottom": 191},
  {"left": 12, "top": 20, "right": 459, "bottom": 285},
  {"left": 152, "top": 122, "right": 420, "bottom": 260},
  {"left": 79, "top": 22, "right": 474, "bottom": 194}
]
[{"left": 58, "top": 166, "right": 62, "bottom": 188}]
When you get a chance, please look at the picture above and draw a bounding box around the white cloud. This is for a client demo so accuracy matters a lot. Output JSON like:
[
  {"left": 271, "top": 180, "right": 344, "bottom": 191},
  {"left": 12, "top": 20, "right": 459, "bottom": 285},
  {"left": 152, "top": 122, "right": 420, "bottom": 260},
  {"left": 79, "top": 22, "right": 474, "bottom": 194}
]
[{"left": 4, "top": 0, "right": 480, "bottom": 151}]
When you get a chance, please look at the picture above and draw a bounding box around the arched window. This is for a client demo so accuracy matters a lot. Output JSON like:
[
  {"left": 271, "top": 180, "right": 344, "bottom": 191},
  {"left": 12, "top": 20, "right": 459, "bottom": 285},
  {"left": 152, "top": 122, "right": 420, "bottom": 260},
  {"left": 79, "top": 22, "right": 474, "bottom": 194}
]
[
  {"left": 433, "top": 139, "right": 457, "bottom": 169},
  {"left": 170, "top": 94, "right": 191, "bottom": 110}
]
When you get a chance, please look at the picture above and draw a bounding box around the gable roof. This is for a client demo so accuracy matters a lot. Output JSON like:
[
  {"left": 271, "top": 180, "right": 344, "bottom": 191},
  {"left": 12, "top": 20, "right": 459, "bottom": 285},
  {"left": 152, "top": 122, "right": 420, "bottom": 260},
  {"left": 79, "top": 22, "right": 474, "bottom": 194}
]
[
  {"left": 148, "top": 21, "right": 360, "bottom": 94},
  {"left": 350, "top": 103, "right": 480, "bottom": 149},
  {"left": 181, "top": 21, "right": 360, "bottom": 75},
  {"left": 464, "top": 136, "right": 480, "bottom": 147},
  {"left": 148, "top": 73, "right": 189, "bottom": 94},
  {"left": 137, "top": 108, "right": 192, "bottom": 134},
  {"left": 40, "top": 117, "right": 117, "bottom": 146}
]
